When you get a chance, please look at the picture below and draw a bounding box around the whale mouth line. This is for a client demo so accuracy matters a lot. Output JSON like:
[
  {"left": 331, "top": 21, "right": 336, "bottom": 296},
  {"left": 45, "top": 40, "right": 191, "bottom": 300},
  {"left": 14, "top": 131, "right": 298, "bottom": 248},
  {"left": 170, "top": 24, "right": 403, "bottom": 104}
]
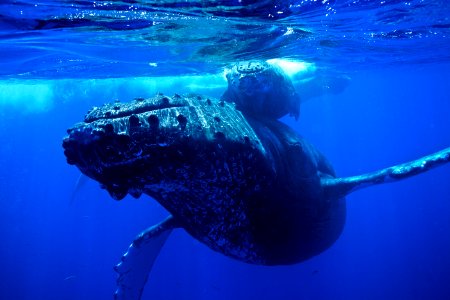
[{"left": 84, "top": 95, "right": 188, "bottom": 123}]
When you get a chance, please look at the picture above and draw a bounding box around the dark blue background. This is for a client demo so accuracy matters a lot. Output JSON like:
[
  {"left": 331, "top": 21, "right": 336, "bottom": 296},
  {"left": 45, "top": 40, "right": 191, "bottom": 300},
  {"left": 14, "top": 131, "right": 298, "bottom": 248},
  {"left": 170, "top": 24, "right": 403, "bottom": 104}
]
[{"left": 1, "top": 63, "right": 449, "bottom": 300}]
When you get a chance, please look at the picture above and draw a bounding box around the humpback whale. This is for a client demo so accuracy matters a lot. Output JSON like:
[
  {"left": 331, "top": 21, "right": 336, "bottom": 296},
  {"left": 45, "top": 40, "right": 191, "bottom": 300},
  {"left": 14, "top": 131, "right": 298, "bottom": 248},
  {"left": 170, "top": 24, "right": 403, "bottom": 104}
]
[
  {"left": 62, "top": 92, "right": 449, "bottom": 299},
  {"left": 221, "top": 60, "right": 301, "bottom": 119}
]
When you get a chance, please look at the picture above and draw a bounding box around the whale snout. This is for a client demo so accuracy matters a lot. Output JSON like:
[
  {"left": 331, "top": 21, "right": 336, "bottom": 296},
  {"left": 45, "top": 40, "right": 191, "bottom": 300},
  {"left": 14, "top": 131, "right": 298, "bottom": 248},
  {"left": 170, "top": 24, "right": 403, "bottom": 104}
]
[{"left": 63, "top": 93, "right": 264, "bottom": 200}]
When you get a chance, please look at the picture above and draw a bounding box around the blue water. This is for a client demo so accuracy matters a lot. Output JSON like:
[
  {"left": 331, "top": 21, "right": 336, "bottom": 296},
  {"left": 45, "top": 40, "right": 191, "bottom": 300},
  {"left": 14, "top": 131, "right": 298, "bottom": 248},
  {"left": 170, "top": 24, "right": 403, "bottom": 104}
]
[{"left": 1, "top": 1, "right": 450, "bottom": 299}]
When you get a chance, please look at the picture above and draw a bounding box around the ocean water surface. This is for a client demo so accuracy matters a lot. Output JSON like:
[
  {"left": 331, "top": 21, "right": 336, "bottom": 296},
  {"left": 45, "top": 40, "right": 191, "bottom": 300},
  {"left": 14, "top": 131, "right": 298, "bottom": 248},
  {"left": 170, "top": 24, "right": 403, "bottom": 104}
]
[{"left": 1, "top": 1, "right": 450, "bottom": 299}]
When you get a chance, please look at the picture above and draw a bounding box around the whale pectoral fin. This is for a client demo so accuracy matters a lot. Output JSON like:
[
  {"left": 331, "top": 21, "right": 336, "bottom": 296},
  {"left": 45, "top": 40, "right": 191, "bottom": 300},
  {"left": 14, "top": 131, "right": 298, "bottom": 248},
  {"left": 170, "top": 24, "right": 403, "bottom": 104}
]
[
  {"left": 322, "top": 146, "right": 450, "bottom": 199},
  {"left": 114, "top": 215, "right": 179, "bottom": 300}
]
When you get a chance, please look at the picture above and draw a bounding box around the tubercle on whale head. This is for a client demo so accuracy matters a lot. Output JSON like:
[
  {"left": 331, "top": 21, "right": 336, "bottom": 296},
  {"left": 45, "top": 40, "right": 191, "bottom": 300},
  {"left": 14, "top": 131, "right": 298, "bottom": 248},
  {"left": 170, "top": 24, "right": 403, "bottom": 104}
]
[{"left": 62, "top": 93, "right": 268, "bottom": 200}]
